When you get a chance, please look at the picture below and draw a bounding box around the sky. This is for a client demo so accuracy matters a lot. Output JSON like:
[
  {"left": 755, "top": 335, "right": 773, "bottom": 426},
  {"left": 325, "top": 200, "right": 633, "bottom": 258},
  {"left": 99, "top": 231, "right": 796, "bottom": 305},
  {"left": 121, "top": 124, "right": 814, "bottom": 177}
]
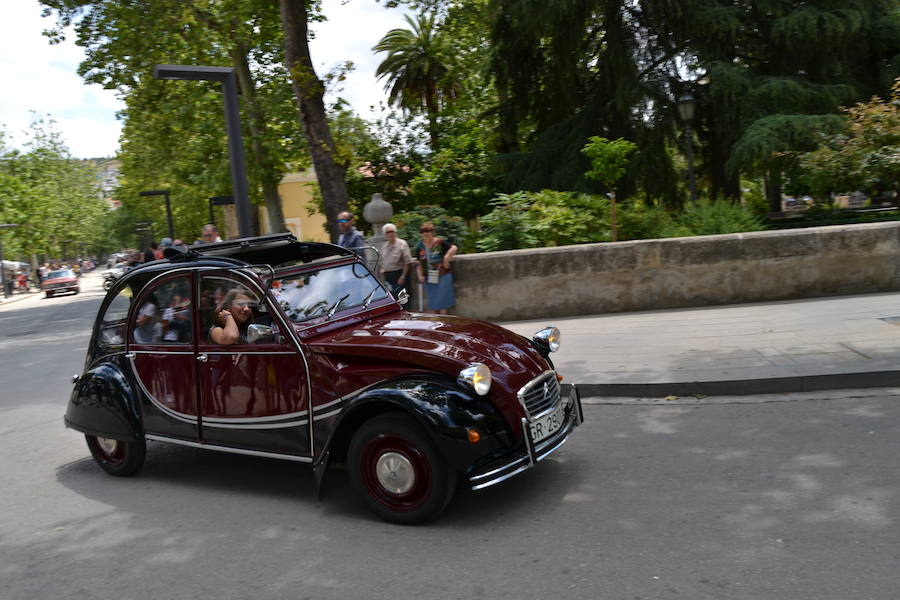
[{"left": 0, "top": 0, "right": 410, "bottom": 159}]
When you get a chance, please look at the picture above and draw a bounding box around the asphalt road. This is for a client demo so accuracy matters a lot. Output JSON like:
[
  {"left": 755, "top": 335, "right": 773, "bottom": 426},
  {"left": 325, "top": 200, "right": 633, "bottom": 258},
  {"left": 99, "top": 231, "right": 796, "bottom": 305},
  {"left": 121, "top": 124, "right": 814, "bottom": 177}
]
[{"left": 1, "top": 275, "right": 898, "bottom": 599}]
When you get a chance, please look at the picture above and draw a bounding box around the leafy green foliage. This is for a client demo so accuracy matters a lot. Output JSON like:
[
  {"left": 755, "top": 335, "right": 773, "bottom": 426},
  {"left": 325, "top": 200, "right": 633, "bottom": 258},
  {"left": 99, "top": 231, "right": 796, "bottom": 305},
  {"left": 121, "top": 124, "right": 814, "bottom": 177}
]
[
  {"left": 676, "top": 198, "right": 765, "bottom": 236},
  {"left": 798, "top": 78, "right": 900, "bottom": 196},
  {"left": 475, "top": 190, "right": 610, "bottom": 252},
  {"left": 0, "top": 118, "right": 110, "bottom": 259},
  {"left": 392, "top": 205, "right": 468, "bottom": 249},
  {"left": 582, "top": 136, "right": 637, "bottom": 189},
  {"left": 617, "top": 200, "right": 678, "bottom": 241}
]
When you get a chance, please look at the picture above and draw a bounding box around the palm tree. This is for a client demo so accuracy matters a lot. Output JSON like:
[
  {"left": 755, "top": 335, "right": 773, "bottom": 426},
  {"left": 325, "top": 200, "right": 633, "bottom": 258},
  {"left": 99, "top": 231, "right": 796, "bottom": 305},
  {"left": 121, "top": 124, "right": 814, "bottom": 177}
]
[{"left": 374, "top": 12, "right": 459, "bottom": 150}]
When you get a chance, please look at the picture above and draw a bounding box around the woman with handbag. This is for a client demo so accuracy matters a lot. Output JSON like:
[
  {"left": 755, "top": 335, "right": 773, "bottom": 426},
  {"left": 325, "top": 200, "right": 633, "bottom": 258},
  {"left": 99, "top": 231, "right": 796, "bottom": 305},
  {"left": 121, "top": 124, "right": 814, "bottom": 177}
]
[{"left": 415, "top": 221, "right": 458, "bottom": 314}]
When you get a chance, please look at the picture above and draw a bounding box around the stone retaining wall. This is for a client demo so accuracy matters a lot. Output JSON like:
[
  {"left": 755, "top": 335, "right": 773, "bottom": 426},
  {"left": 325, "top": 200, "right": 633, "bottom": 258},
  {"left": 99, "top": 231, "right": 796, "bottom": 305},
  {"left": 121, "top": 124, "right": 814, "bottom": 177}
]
[{"left": 450, "top": 222, "right": 900, "bottom": 321}]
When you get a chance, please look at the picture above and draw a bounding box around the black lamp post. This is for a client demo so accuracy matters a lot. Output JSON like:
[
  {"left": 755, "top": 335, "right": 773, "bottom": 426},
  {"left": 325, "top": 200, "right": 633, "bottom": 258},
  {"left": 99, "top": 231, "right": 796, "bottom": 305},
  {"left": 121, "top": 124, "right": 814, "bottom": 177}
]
[
  {"left": 153, "top": 64, "right": 253, "bottom": 238},
  {"left": 139, "top": 189, "right": 174, "bottom": 240},
  {"left": 0, "top": 223, "right": 18, "bottom": 299},
  {"left": 208, "top": 195, "right": 235, "bottom": 227},
  {"left": 677, "top": 93, "right": 698, "bottom": 203}
]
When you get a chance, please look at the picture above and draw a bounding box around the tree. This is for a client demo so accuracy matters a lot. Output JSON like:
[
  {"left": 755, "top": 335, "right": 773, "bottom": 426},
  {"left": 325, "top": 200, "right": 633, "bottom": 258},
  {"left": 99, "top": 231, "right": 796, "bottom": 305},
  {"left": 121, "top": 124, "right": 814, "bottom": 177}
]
[
  {"left": 374, "top": 12, "right": 461, "bottom": 151},
  {"left": 798, "top": 78, "right": 900, "bottom": 197},
  {"left": 40, "top": 0, "right": 302, "bottom": 235},
  {"left": 279, "top": 0, "right": 352, "bottom": 243},
  {"left": 582, "top": 135, "right": 636, "bottom": 241},
  {"left": 0, "top": 117, "right": 109, "bottom": 259}
]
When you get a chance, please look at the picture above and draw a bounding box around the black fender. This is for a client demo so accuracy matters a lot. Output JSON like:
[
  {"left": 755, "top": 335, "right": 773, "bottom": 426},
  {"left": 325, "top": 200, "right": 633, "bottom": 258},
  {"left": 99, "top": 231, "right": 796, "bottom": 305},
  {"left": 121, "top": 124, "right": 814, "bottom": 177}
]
[
  {"left": 317, "top": 375, "right": 514, "bottom": 474},
  {"left": 65, "top": 362, "right": 143, "bottom": 441}
]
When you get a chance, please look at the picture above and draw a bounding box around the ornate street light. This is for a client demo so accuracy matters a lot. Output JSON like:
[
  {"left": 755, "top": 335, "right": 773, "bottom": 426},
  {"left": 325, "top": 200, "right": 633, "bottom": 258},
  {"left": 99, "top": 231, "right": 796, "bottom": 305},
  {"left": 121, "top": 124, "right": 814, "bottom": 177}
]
[
  {"left": 678, "top": 93, "right": 698, "bottom": 203},
  {"left": 153, "top": 64, "right": 253, "bottom": 238}
]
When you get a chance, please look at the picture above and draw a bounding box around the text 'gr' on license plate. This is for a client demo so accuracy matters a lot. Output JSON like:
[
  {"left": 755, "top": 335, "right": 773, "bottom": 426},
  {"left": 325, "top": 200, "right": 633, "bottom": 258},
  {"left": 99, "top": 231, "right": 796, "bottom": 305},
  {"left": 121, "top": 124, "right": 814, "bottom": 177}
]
[{"left": 529, "top": 403, "right": 565, "bottom": 443}]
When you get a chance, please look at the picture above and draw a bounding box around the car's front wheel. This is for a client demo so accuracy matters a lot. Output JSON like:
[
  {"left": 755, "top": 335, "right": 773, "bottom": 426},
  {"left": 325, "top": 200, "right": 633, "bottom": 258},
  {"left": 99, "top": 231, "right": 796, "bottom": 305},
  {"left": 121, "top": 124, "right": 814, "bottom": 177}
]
[
  {"left": 348, "top": 413, "right": 455, "bottom": 524},
  {"left": 85, "top": 435, "right": 146, "bottom": 476}
]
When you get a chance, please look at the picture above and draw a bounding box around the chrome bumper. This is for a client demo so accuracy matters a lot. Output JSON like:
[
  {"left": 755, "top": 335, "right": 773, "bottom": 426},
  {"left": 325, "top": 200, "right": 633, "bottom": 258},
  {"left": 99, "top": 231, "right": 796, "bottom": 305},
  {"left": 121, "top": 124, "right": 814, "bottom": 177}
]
[{"left": 468, "top": 384, "right": 584, "bottom": 491}]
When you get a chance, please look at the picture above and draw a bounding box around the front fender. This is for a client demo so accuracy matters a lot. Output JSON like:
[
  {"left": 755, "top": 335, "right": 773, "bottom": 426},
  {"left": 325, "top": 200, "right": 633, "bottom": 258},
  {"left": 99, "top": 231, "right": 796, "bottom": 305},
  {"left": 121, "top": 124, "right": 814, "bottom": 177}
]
[
  {"left": 65, "top": 362, "right": 142, "bottom": 441},
  {"left": 320, "top": 376, "right": 514, "bottom": 472}
]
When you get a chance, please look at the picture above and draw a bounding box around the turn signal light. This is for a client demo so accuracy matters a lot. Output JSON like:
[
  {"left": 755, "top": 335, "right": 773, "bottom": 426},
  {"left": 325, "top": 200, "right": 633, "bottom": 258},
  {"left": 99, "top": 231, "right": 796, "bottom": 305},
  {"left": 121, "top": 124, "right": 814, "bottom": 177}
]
[
  {"left": 556, "top": 374, "right": 564, "bottom": 382},
  {"left": 467, "top": 428, "right": 481, "bottom": 444}
]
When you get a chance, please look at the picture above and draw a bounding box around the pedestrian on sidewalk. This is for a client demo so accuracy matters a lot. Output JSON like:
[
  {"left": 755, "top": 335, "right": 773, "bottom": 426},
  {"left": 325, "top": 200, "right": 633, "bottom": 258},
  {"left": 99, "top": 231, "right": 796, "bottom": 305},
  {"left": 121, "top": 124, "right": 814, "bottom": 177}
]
[
  {"left": 415, "top": 221, "right": 457, "bottom": 314},
  {"left": 379, "top": 223, "right": 413, "bottom": 297},
  {"left": 336, "top": 211, "right": 364, "bottom": 251}
]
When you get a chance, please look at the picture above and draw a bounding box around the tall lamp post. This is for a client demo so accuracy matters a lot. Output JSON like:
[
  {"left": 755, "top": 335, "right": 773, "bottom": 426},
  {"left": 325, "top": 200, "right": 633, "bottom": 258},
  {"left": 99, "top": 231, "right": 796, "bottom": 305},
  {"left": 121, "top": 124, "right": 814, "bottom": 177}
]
[
  {"left": 677, "top": 93, "right": 698, "bottom": 203},
  {"left": 153, "top": 64, "right": 253, "bottom": 238},
  {"left": 139, "top": 189, "right": 174, "bottom": 240},
  {"left": 208, "top": 195, "right": 235, "bottom": 227},
  {"left": 0, "top": 223, "right": 18, "bottom": 299}
]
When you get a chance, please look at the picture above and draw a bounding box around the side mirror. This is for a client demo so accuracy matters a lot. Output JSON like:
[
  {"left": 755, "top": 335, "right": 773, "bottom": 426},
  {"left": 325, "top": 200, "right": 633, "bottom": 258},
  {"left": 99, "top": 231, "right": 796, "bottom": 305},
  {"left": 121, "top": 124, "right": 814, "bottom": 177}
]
[
  {"left": 396, "top": 288, "right": 409, "bottom": 306},
  {"left": 246, "top": 323, "right": 274, "bottom": 344}
]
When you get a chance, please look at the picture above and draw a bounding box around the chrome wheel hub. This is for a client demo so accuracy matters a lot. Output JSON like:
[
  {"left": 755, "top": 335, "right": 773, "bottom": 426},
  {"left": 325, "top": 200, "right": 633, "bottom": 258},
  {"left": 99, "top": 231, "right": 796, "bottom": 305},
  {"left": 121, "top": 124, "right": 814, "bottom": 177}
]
[
  {"left": 97, "top": 437, "right": 118, "bottom": 455},
  {"left": 375, "top": 451, "right": 415, "bottom": 495}
]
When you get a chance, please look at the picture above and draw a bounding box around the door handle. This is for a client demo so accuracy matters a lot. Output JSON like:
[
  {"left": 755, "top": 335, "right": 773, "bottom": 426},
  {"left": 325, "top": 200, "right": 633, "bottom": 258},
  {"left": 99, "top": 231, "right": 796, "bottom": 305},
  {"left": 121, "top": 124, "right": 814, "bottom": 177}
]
[
  {"left": 125, "top": 352, "right": 136, "bottom": 359},
  {"left": 197, "top": 353, "right": 208, "bottom": 363}
]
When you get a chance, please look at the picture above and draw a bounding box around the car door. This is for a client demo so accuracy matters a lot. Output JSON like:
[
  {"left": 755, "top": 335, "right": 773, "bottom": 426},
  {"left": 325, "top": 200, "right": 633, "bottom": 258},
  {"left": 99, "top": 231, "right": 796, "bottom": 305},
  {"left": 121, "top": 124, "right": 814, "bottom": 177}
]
[
  {"left": 128, "top": 272, "right": 199, "bottom": 441},
  {"left": 195, "top": 271, "right": 310, "bottom": 457}
]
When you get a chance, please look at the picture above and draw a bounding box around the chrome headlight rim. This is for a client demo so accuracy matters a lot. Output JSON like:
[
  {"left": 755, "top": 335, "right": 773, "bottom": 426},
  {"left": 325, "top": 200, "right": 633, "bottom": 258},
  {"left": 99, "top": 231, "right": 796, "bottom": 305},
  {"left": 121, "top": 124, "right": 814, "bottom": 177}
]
[
  {"left": 533, "top": 326, "right": 561, "bottom": 353},
  {"left": 458, "top": 363, "right": 492, "bottom": 396}
]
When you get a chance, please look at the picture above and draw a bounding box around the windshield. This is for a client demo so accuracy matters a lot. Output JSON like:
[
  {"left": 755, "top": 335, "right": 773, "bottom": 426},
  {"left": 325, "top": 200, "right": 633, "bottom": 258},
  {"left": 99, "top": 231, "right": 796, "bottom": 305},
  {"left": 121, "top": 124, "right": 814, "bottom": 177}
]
[
  {"left": 48, "top": 269, "right": 73, "bottom": 279},
  {"left": 273, "top": 262, "right": 389, "bottom": 324}
]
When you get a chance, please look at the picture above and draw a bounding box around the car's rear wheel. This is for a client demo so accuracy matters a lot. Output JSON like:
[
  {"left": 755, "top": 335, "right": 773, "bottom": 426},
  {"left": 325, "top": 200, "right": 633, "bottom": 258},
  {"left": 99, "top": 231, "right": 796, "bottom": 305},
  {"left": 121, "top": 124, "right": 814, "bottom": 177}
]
[
  {"left": 348, "top": 413, "right": 455, "bottom": 524},
  {"left": 45, "top": 291, "right": 52, "bottom": 298},
  {"left": 103, "top": 279, "right": 112, "bottom": 291},
  {"left": 85, "top": 435, "right": 146, "bottom": 476}
]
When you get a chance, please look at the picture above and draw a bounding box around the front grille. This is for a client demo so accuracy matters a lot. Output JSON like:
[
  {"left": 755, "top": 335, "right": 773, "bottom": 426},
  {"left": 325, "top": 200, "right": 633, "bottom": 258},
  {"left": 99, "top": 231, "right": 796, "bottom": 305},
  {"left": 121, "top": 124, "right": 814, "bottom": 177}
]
[{"left": 517, "top": 371, "right": 560, "bottom": 418}]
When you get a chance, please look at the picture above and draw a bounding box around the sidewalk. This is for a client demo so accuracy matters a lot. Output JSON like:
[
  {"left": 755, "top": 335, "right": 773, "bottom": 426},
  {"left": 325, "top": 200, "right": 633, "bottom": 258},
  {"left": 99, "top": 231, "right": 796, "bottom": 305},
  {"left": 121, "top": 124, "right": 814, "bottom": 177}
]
[{"left": 499, "top": 291, "right": 900, "bottom": 397}]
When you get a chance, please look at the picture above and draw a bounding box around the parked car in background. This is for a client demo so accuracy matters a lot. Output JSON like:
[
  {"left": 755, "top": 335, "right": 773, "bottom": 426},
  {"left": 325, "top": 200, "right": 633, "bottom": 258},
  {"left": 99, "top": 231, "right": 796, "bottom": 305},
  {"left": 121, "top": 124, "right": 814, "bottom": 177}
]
[
  {"left": 42, "top": 268, "right": 79, "bottom": 298},
  {"left": 65, "top": 234, "right": 583, "bottom": 524}
]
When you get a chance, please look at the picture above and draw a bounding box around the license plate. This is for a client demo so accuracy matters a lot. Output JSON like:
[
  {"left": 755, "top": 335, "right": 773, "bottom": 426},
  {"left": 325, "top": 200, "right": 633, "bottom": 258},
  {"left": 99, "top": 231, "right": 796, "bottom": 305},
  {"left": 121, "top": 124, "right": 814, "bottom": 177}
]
[{"left": 529, "top": 402, "right": 565, "bottom": 443}]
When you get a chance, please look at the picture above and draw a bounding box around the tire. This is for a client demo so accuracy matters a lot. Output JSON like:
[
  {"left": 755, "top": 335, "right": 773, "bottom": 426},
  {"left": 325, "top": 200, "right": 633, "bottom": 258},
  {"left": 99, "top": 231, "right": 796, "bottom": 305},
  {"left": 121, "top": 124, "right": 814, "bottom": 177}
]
[
  {"left": 85, "top": 435, "right": 146, "bottom": 476},
  {"left": 45, "top": 291, "right": 52, "bottom": 298},
  {"left": 103, "top": 279, "right": 112, "bottom": 291},
  {"left": 348, "top": 413, "right": 456, "bottom": 524}
]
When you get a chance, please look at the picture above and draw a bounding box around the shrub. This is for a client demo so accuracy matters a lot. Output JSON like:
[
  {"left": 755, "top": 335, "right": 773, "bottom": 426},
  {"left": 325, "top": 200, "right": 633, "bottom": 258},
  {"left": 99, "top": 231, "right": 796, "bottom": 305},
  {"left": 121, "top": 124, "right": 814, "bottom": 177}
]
[
  {"left": 392, "top": 205, "right": 468, "bottom": 249},
  {"left": 476, "top": 190, "right": 610, "bottom": 252},
  {"left": 676, "top": 197, "right": 765, "bottom": 236},
  {"left": 617, "top": 199, "right": 678, "bottom": 240}
]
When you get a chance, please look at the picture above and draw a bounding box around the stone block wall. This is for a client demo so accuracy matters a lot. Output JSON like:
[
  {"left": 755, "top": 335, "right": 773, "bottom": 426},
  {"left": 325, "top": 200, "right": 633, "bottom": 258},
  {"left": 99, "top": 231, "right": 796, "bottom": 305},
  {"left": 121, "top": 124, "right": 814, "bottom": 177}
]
[{"left": 450, "top": 222, "right": 900, "bottom": 321}]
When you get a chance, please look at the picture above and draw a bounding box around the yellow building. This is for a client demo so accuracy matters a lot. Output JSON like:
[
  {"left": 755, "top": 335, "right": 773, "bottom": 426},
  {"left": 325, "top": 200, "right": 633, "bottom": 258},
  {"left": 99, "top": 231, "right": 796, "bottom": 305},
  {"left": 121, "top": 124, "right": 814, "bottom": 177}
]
[{"left": 258, "top": 170, "right": 329, "bottom": 242}]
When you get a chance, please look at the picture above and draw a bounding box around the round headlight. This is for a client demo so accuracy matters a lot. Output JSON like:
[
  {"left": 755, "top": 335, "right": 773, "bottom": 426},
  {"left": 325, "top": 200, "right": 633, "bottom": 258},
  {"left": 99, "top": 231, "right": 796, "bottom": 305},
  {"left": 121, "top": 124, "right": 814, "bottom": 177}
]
[
  {"left": 533, "top": 326, "right": 561, "bottom": 352},
  {"left": 459, "top": 363, "right": 492, "bottom": 396}
]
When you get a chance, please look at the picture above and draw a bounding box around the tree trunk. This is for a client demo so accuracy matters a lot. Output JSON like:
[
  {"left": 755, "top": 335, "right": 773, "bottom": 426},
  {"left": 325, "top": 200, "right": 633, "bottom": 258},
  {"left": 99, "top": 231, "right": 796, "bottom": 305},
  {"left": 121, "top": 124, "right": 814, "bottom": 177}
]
[
  {"left": 230, "top": 47, "right": 286, "bottom": 234},
  {"left": 279, "top": 0, "right": 350, "bottom": 243},
  {"left": 765, "top": 167, "right": 783, "bottom": 214}
]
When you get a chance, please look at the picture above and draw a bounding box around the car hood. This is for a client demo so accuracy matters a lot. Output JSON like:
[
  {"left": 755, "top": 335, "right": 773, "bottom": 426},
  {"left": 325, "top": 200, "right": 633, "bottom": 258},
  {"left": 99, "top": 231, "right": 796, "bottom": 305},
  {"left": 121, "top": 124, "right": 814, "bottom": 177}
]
[
  {"left": 305, "top": 311, "right": 552, "bottom": 399},
  {"left": 43, "top": 277, "right": 76, "bottom": 285}
]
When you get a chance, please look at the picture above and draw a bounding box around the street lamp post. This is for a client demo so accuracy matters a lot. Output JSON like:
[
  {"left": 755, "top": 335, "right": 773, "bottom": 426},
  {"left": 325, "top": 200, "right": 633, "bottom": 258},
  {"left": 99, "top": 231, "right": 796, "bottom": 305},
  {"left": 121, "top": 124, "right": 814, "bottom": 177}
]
[
  {"left": 139, "top": 189, "right": 174, "bottom": 240},
  {"left": 153, "top": 64, "right": 253, "bottom": 238},
  {"left": 677, "top": 93, "right": 698, "bottom": 203},
  {"left": 0, "top": 224, "right": 19, "bottom": 299},
  {"left": 208, "top": 195, "right": 235, "bottom": 227}
]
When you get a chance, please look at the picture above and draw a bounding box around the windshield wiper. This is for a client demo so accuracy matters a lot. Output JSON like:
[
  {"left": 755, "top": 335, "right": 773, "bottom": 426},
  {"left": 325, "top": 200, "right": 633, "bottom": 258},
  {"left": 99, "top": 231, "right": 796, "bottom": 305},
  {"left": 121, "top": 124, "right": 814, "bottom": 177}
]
[
  {"left": 361, "top": 285, "right": 381, "bottom": 309},
  {"left": 326, "top": 293, "right": 350, "bottom": 318}
]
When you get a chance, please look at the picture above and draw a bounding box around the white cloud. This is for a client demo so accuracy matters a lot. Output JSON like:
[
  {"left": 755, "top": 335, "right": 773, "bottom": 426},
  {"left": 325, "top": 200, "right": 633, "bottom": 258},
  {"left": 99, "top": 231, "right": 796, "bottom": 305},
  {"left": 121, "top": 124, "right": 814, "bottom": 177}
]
[{"left": 0, "top": 0, "right": 409, "bottom": 159}]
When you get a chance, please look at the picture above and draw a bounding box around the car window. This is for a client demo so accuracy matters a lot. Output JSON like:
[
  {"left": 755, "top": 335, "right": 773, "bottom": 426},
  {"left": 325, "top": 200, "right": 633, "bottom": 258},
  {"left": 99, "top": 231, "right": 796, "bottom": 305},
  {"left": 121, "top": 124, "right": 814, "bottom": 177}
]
[
  {"left": 48, "top": 269, "right": 73, "bottom": 279},
  {"left": 273, "top": 263, "right": 388, "bottom": 323},
  {"left": 98, "top": 286, "right": 133, "bottom": 347},
  {"left": 198, "top": 274, "right": 267, "bottom": 345},
  {"left": 135, "top": 276, "right": 193, "bottom": 345}
]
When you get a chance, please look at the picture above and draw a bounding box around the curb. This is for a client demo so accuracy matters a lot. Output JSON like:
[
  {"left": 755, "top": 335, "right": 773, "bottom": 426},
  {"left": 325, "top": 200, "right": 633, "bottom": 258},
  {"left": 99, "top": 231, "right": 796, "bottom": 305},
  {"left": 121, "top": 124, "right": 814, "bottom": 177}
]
[{"left": 573, "top": 370, "right": 900, "bottom": 397}]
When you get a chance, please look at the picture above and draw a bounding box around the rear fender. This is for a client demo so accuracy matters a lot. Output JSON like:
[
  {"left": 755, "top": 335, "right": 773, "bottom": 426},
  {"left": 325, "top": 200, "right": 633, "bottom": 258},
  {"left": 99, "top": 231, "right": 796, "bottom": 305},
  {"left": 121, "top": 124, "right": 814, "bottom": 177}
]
[{"left": 65, "top": 362, "right": 142, "bottom": 441}]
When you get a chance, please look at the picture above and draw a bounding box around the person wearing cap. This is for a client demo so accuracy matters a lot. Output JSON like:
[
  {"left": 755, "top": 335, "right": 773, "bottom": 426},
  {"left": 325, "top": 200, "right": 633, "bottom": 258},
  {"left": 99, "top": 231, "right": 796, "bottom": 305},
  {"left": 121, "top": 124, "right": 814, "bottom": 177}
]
[{"left": 336, "top": 211, "right": 364, "bottom": 250}]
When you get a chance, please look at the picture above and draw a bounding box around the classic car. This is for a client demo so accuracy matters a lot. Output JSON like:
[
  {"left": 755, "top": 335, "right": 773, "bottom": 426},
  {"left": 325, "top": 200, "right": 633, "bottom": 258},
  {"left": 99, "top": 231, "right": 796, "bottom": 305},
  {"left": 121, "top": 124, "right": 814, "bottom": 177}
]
[
  {"left": 42, "top": 268, "right": 80, "bottom": 297},
  {"left": 65, "top": 233, "right": 582, "bottom": 523}
]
